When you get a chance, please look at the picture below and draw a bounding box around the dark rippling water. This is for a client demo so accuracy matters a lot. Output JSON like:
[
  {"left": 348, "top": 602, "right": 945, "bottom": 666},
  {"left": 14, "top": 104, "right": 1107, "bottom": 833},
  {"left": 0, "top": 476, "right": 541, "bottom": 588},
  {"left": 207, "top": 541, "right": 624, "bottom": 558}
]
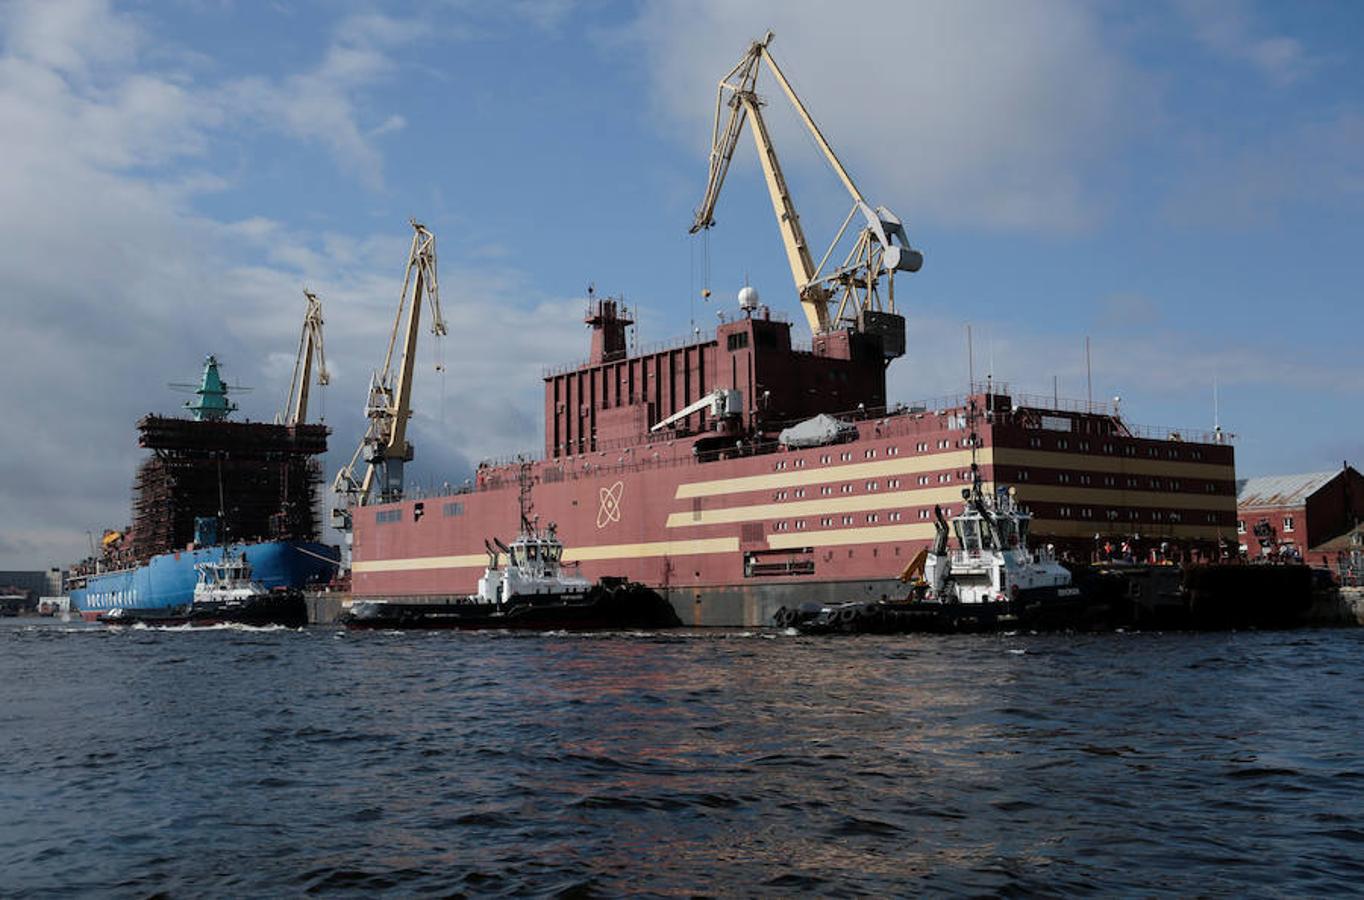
[{"left": 4, "top": 620, "right": 1364, "bottom": 897}]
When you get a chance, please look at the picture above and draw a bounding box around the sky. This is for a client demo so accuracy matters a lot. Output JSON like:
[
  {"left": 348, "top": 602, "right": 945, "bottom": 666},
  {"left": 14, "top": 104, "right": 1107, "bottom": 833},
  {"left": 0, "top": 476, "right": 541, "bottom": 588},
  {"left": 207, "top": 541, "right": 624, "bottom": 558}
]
[{"left": 1, "top": 0, "right": 1362, "bottom": 570}]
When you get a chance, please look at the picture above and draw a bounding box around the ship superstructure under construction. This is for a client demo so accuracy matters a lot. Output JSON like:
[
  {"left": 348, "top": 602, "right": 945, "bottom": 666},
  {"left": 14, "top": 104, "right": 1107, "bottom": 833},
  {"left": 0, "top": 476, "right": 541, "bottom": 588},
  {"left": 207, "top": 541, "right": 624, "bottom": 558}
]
[{"left": 344, "top": 32, "right": 1238, "bottom": 625}]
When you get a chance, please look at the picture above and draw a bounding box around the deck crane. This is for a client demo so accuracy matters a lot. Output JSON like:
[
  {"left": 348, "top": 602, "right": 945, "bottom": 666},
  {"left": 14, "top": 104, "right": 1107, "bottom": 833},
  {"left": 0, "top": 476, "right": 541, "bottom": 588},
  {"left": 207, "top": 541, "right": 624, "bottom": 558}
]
[
  {"left": 332, "top": 220, "right": 447, "bottom": 529},
  {"left": 279, "top": 289, "right": 329, "bottom": 426},
  {"left": 691, "top": 31, "right": 923, "bottom": 360}
]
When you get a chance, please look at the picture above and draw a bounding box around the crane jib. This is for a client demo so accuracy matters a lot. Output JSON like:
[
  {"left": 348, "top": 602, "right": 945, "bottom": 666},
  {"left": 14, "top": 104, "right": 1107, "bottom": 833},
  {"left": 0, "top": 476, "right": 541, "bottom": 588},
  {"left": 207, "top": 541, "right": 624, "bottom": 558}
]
[{"left": 689, "top": 31, "right": 921, "bottom": 361}]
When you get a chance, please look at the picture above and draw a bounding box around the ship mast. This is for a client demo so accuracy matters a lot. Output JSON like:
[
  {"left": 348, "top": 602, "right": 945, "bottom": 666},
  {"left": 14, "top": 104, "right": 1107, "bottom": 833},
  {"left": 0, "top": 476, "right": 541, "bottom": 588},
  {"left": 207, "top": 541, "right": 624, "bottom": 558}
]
[{"left": 174, "top": 356, "right": 239, "bottom": 422}]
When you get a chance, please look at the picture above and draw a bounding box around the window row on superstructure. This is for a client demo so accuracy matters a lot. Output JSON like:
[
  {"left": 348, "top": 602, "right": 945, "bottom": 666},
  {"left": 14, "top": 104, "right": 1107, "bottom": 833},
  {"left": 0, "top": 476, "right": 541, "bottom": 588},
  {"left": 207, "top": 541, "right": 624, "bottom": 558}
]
[{"left": 768, "top": 503, "right": 1232, "bottom": 533}]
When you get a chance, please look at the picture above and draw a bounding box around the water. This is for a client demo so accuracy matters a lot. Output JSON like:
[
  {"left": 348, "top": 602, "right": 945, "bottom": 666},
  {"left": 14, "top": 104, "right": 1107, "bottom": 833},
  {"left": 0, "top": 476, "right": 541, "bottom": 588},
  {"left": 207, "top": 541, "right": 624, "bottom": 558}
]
[{"left": 4, "top": 621, "right": 1364, "bottom": 896}]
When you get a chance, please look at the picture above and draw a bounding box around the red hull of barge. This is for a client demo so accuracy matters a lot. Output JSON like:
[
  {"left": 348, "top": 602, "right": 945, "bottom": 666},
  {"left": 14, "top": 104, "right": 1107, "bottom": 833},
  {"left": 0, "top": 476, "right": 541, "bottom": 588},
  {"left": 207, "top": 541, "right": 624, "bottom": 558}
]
[{"left": 353, "top": 301, "right": 1238, "bottom": 626}]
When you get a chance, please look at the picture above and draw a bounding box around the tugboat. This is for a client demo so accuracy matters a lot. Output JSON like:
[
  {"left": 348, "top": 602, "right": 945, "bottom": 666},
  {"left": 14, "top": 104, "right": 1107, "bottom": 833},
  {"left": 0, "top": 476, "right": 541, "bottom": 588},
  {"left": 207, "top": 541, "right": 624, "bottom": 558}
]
[
  {"left": 97, "top": 553, "right": 308, "bottom": 628},
  {"left": 778, "top": 411, "right": 1091, "bottom": 634},
  {"left": 342, "top": 520, "right": 680, "bottom": 630},
  {"left": 780, "top": 478, "right": 1083, "bottom": 634}
]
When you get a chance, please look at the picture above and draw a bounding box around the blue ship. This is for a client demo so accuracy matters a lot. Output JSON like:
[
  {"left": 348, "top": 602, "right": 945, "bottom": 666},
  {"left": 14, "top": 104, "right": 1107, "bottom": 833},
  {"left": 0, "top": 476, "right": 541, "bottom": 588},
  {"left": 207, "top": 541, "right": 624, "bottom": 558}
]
[
  {"left": 70, "top": 540, "right": 339, "bottom": 620},
  {"left": 68, "top": 354, "right": 339, "bottom": 620}
]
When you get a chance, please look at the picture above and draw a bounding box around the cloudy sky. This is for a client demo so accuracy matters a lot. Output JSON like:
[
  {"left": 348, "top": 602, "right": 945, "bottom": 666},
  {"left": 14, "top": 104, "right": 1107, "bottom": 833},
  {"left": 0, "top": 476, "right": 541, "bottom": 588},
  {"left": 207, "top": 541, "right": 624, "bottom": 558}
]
[{"left": 1, "top": 0, "right": 1361, "bottom": 569}]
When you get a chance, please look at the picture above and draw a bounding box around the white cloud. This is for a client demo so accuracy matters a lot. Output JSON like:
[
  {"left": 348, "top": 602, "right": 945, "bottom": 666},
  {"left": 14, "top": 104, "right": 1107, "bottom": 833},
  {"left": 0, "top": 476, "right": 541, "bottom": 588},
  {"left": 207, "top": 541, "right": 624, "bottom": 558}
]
[
  {"left": 216, "top": 11, "right": 427, "bottom": 190},
  {"left": 618, "top": 0, "right": 1146, "bottom": 233},
  {"left": 0, "top": 1, "right": 564, "bottom": 569},
  {"left": 0, "top": 0, "right": 139, "bottom": 79},
  {"left": 1176, "top": 0, "right": 1316, "bottom": 86}
]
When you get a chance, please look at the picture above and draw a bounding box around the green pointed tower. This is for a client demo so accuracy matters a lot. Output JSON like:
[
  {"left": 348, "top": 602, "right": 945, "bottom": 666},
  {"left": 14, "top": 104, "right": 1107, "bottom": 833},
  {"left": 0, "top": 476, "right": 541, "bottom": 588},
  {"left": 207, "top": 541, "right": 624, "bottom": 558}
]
[{"left": 184, "top": 355, "right": 238, "bottom": 422}]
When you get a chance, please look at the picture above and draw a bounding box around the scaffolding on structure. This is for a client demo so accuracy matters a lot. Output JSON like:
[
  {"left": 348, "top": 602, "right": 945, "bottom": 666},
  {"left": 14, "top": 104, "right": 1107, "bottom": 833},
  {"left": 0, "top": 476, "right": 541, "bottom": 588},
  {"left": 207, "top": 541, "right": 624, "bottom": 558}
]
[{"left": 130, "top": 415, "right": 329, "bottom": 562}]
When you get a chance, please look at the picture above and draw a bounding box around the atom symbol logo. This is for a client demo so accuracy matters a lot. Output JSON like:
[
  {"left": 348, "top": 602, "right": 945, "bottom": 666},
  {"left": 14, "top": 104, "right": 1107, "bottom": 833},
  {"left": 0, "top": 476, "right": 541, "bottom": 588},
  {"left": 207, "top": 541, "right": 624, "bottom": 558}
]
[{"left": 597, "top": 480, "right": 624, "bottom": 529}]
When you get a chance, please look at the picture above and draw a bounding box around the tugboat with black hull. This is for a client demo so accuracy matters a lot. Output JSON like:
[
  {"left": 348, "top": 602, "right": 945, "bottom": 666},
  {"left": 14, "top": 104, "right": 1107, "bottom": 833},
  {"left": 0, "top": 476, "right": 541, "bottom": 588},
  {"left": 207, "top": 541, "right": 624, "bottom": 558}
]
[
  {"left": 781, "top": 479, "right": 1086, "bottom": 634},
  {"left": 342, "top": 519, "right": 679, "bottom": 631},
  {"left": 779, "top": 409, "right": 1093, "bottom": 634},
  {"left": 97, "top": 552, "right": 308, "bottom": 628}
]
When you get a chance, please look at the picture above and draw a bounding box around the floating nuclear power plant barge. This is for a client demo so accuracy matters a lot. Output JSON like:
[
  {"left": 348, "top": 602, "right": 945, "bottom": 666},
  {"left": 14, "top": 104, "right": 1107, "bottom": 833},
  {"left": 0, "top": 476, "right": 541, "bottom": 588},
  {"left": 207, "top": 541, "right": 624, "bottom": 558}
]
[{"left": 322, "top": 33, "right": 1242, "bottom": 627}]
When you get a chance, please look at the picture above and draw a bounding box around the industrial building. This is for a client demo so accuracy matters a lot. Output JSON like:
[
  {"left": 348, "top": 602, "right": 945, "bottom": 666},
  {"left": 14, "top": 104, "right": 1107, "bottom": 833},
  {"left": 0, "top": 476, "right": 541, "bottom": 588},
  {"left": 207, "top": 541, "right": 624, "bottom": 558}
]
[{"left": 1236, "top": 465, "right": 1364, "bottom": 560}]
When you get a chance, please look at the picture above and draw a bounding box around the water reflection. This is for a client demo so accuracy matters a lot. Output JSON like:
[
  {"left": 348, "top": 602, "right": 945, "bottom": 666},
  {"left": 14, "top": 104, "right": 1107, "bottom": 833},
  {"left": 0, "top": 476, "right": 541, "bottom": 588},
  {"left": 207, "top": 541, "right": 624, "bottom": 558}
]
[{"left": 3, "top": 623, "right": 1364, "bottom": 894}]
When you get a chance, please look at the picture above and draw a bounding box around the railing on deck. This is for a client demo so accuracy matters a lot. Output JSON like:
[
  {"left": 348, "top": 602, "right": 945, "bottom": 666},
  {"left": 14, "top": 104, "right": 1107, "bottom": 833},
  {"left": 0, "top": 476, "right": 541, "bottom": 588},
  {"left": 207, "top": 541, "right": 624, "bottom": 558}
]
[
  {"left": 542, "top": 327, "right": 721, "bottom": 378},
  {"left": 540, "top": 310, "right": 797, "bottom": 378}
]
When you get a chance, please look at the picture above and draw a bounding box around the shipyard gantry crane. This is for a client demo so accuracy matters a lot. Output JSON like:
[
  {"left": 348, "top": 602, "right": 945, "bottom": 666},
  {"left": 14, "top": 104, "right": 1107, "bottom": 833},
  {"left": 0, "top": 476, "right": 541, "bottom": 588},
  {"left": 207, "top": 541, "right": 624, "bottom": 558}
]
[
  {"left": 280, "top": 288, "right": 330, "bottom": 426},
  {"left": 332, "top": 221, "right": 447, "bottom": 529},
  {"left": 691, "top": 31, "right": 923, "bottom": 360}
]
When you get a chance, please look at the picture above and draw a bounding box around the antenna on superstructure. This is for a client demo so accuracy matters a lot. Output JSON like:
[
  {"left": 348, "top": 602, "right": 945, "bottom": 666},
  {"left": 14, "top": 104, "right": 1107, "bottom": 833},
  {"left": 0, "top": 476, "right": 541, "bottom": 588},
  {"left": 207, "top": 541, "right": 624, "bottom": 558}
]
[
  {"left": 965, "top": 393, "right": 985, "bottom": 508},
  {"left": 1085, "top": 336, "right": 1093, "bottom": 413},
  {"left": 966, "top": 324, "right": 975, "bottom": 389}
]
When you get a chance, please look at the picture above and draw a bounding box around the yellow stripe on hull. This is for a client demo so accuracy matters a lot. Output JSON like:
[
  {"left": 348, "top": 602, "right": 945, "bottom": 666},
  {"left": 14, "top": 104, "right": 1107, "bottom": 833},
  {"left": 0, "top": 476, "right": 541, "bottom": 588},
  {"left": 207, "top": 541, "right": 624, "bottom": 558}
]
[
  {"left": 675, "top": 449, "right": 981, "bottom": 499},
  {"left": 667, "top": 481, "right": 1233, "bottom": 531},
  {"left": 1030, "top": 519, "right": 1233, "bottom": 540},
  {"left": 562, "top": 537, "right": 739, "bottom": 562},
  {"left": 993, "top": 448, "right": 1235, "bottom": 480},
  {"left": 355, "top": 537, "right": 741, "bottom": 573},
  {"left": 667, "top": 485, "right": 981, "bottom": 528},
  {"left": 1014, "top": 485, "right": 1236, "bottom": 512},
  {"left": 767, "top": 523, "right": 938, "bottom": 550}
]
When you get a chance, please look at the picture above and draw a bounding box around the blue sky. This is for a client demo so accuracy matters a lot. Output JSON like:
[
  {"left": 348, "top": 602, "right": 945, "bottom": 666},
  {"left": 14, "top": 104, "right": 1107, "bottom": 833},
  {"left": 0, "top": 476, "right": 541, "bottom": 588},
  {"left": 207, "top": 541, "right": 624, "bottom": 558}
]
[{"left": 1, "top": 0, "right": 1361, "bottom": 568}]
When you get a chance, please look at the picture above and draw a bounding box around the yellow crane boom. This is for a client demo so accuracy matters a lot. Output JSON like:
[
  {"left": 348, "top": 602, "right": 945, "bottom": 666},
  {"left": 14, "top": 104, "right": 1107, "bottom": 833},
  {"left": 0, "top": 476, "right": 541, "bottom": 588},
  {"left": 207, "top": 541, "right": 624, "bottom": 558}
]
[
  {"left": 281, "top": 288, "right": 329, "bottom": 427},
  {"left": 691, "top": 32, "right": 923, "bottom": 358},
  {"left": 332, "top": 220, "right": 446, "bottom": 527}
]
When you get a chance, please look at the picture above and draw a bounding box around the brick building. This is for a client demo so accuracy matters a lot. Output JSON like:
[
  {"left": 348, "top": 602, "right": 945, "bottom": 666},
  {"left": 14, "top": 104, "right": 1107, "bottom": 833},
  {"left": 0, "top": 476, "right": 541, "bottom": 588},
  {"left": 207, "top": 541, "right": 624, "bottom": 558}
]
[{"left": 1236, "top": 465, "right": 1364, "bottom": 558}]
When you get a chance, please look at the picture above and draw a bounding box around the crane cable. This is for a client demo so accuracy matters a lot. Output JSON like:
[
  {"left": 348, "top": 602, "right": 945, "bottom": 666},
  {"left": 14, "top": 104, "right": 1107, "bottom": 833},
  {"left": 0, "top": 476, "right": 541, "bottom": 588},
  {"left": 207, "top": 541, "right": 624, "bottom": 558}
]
[
  {"left": 434, "top": 325, "right": 447, "bottom": 428},
  {"left": 689, "top": 233, "right": 696, "bottom": 335}
]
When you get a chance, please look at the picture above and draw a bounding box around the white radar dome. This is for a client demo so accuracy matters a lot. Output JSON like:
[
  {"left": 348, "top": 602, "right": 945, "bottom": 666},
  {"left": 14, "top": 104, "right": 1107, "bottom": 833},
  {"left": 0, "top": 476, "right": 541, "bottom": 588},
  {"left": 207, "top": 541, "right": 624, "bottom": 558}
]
[{"left": 738, "top": 285, "right": 760, "bottom": 310}]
